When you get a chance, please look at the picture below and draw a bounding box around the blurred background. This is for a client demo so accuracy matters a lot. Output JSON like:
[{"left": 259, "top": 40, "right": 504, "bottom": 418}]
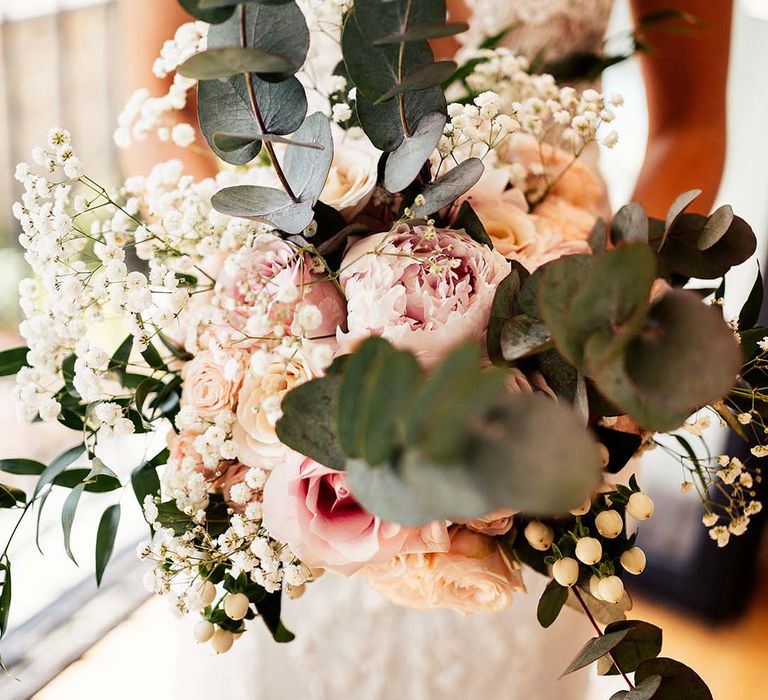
[{"left": 0, "top": 0, "right": 767, "bottom": 698}]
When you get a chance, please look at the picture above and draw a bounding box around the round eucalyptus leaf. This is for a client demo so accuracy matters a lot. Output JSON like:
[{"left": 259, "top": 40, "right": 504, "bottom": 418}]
[
  {"left": 500, "top": 314, "right": 552, "bottom": 361},
  {"left": 663, "top": 189, "right": 702, "bottom": 242},
  {"left": 384, "top": 111, "right": 446, "bottom": 192},
  {"left": 373, "top": 21, "right": 469, "bottom": 46},
  {"left": 410, "top": 157, "right": 484, "bottom": 216},
  {"left": 610, "top": 203, "right": 649, "bottom": 246},
  {"left": 697, "top": 204, "right": 734, "bottom": 251},
  {"left": 635, "top": 658, "right": 713, "bottom": 700},
  {"left": 178, "top": 47, "right": 293, "bottom": 80},
  {"left": 375, "top": 61, "right": 457, "bottom": 104},
  {"left": 283, "top": 112, "right": 334, "bottom": 204},
  {"left": 355, "top": 0, "right": 446, "bottom": 43},
  {"left": 179, "top": 0, "right": 235, "bottom": 23},
  {"left": 211, "top": 185, "right": 314, "bottom": 234}
]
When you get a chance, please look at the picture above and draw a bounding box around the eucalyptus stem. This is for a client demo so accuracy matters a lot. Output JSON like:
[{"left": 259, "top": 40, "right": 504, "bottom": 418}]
[
  {"left": 572, "top": 587, "right": 635, "bottom": 691},
  {"left": 238, "top": 5, "right": 299, "bottom": 203},
  {"left": 397, "top": 0, "right": 415, "bottom": 138}
]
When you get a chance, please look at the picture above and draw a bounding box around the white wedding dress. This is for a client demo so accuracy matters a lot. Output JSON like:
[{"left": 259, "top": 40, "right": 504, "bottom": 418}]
[{"left": 179, "top": 3, "right": 616, "bottom": 699}]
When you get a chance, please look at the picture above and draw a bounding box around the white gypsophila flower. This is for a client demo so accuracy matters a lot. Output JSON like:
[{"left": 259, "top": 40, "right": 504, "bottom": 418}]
[
  {"left": 709, "top": 525, "right": 730, "bottom": 547},
  {"left": 171, "top": 123, "right": 196, "bottom": 147}
]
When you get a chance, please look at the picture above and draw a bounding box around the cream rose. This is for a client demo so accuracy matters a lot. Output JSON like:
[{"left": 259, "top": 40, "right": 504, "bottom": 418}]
[
  {"left": 320, "top": 128, "right": 380, "bottom": 219},
  {"left": 458, "top": 509, "right": 516, "bottom": 537},
  {"left": 232, "top": 357, "right": 309, "bottom": 470},
  {"left": 181, "top": 350, "right": 244, "bottom": 419},
  {"left": 364, "top": 527, "right": 525, "bottom": 614}
]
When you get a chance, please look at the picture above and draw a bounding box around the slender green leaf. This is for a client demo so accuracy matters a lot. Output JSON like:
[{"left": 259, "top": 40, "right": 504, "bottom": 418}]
[
  {"left": 559, "top": 629, "right": 630, "bottom": 678},
  {"left": 0, "top": 558, "right": 11, "bottom": 638},
  {"left": 0, "top": 458, "right": 46, "bottom": 476},
  {"left": 0, "top": 346, "right": 28, "bottom": 376},
  {"left": 739, "top": 268, "right": 763, "bottom": 330},
  {"left": 178, "top": 47, "right": 293, "bottom": 80},
  {"left": 95, "top": 504, "right": 121, "bottom": 586}
]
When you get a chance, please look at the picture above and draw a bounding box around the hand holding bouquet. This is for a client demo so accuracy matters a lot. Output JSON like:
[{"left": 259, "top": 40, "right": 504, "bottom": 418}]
[{"left": 1, "top": 2, "right": 764, "bottom": 697}]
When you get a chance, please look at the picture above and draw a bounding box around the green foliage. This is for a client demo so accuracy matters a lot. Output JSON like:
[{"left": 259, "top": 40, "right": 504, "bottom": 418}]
[
  {"left": 0, "top": 484, "right": 25, "bottom": 508},
  {"left": 95, "top": 504, "right": 121, "bottom": 586},
  {"left": 610, "top": 203, "right": 648, "bottom": 246},
  {"left": 601, "top": 620, "right": 663, "bottom": 675},
  {"left": 410, "top": 158, "right": 484, "bottom": 216},
  {"left": 0, "top": 346, "right": 28, "bottom": 376},
  {"left": 739, "top": 268, "right": 763, "bottom": 330},
  {"left": 453, "top": 200, "right": 492, "bottom": 248},
  {"left": 634, "top": 658, "right": 713, "bottom": 700},
  {"left": 560, "top": 628, "right": 630, "bottom": 678},
  {"left": 0, "top": 558, "right": 11, "bottom": 640},
  {"left": 279, "top": 338, "right": 602, "bottom": 525},
  {"left": 537, "top": 579, "right": 569, "bottom": 628},
  {"left": 384, "top": 112, "right": 446, "bottom": 193},
  {"left": 0, "top": 458, "right": 46, "bottom": 476}
]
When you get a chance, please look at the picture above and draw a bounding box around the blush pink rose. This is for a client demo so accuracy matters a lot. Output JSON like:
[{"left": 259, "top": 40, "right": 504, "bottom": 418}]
[
  {"left": 364, "top": 526, "right": 525, "bottom": 614},
  {"left": 458, "top": 509, "right": 516, "bottom": 536},
  {"left": 262, "top": 457, "right": 450, "bottom": 575},
  {"left": 337, "top": 223, "right": 510, "bottom": 367},
  {"left": 181, "top": 350, "right": 244, "bottom": 419},
  {"left": 215, "top": 233, "right": 346, "bottom": 342}
]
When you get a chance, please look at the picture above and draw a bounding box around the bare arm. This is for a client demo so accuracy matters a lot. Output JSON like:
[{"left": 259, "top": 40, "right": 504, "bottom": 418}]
[
  {"left": 118, "top": 0, "right": 218, "bottom": 179},
  {"left": 630, "top": 0, "right": 732, "bottom": 217}
]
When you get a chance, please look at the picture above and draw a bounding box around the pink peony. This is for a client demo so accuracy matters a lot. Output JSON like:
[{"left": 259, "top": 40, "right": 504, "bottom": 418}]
[
  {"left": 262, "top": 457, "right": 450, "bottom": 575},
  {"left": 337, "top": 223, "right": 510, "bottom": 367},
  {"left": 215, "top": 233, "right": 346, "bottom": 342},
  {"left": 181, "top": 350, "right": 244, "bottom": 419}
]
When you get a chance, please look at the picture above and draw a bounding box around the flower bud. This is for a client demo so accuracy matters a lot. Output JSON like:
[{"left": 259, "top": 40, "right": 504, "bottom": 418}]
[
  {"left": 524, "top": 521, "right": 554, "bottom": 551},
  {"left": 595, "top": 510, "right": 623, "bottom": 539},
  {"left": 589, "top": 574, "right": 604, "bottom": 600},
  {"left": 598, "top": 575, "right": 624, "bottom": 604},
  {"left": 224, "top": 592, "right": 250, "bottom": 621},
  {"left": 552, "top": 557, "right": 579, "bottom": 587},
  {"left": 575, "top": 537, "right": 602, "bottom": 565},
  {"left": 210, "top": 628, "right": 234, "bottom": 654},
  {"left": 620, "top": 547, "right": 646, "bottom": 575},
  {"left": 199, "top": 580, "right": 216, "bottom": 607},
  {"left": 193, "top": 620, "right": 214, "bottom": 643},
  {"left": 286, "top": 583, "right": 306, "bottom": 600},
  {"left": 569, "top": 497, "right": 592, "bottom": 517},
  {"left": 627, "top": 492, "right": 655, "bottom": 520}
]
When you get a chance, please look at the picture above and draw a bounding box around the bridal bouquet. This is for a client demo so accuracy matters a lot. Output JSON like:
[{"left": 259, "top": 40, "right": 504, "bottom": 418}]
[{"left": 1, "top": 1, "right": 764, "bottom": 697}]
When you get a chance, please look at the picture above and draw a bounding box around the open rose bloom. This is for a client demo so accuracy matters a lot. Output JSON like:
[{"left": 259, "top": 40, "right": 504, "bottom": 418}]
[{"left": 5, "top": 7, "right": 754, "bottom": 694}]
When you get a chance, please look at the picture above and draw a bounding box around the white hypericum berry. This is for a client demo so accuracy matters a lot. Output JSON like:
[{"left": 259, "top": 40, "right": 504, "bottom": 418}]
[
  {"left": 598, "top": 575, "right": 625, "bottom": 604},
  {"left": 224, "top": 592, "right": 250, "bottom": 621},
  {"left": 595, "top": 510, "right": 623, "bottom": 539},
  {"left": 569, "top": 497, "right": 592, "bottom": 517},
  {"left": 524, "top": 521, "right": 554, "bottom": 551},
  {"left": 575, "top": 537, "right": 603, "bottom": 565},
  {"left": 552, "top": 557, "right": 579, "bottom": 587},
  {"left": 211, "top": 628, "right": 234, "bottom": 654},
  {"left": 620, "top": 547, "right": 647, "bottom": 575},
  {"left": 193, "top": 620, "right": 215, "bottom": 643},
  {"left": 199, "top": 580, "right": 217, "bottom": 607},
  {"left": 627, "top": 492, "right": 655, "bottom": 520},
  {"left": 596, "top": 443, "right": 610, "bottom": 468},
  {"left": 589, "top": 575, "right": 604, "bottom": 600}
]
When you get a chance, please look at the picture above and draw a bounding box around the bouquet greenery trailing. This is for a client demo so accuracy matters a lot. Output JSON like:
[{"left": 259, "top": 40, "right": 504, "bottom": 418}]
[{"left": 0, "top": 1, "right": 764, "bottom": 697}]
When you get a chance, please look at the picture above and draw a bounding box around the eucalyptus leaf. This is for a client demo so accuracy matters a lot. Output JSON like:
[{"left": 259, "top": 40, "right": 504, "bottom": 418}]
[
  {"left": 0, "top": 558, "right": 11, "bottom": 639},
  {"left": 610, "top": 676, "right": 663, "bottom": 700},
  {"left": 738, "top": 268, "right": 763, "bottom": 330},
  {"left": 34, "top": 443, "right": 86, "bottom": 499},
  {"left": 373, "top": 21, "right": 469, "bottom": 45},
  {"left": 537, "top": 578, "right": 569, "bottom": 628},
  {"left": 698, "top": 204, "right": 734, "bottom": 251},
  {"left": 0, "top": 458, "right": 46, "bottom": 476},
  {"left": 610, "top": 203, "right": 648, "bottom": 246},
  {"left": 601, "top": 620, "right": 663, "bottom": 674},
  {"left": 355, "top": 0, "right": 447, "bottom": 44},
  {"left": 62, "top": 482, "right": 86, "bottom": 564},
  {"left": 384, "top": 111, "right": 446, "bottom": 193},
  {"left": 375, "top": 61, "right": 457, "bottom": 104},
  {"left": 635, "top": 658, "right": 713, "bottom": 700},
  {"left": 453, "top": 200, "right": 492, "bottom": 248},
  {"left": 588, "top": 218, "right": 607, "bottom": 255},
  {"left": 179, "top": 0, "right": 235, "bottom": 23},
  {"left": 212, "top": 186, "right": 313, "bottom": 234},
  {"left": 660, "top": 189, "right": 701, "bottom": 249},
  {"left": 178, "top": 47, "right": 294, "bottom": 80},
  {"left": 0, "top": 484, "right": 25, "bottom": 508},
  {"left": 486, "top": 265, "right": 527, "bottom": 365},
  {"left": 411, "top": 158, "right": 484, "bottom": 216},
  {"left": 500, "top": 314, "right": 552, "bottom": 361},
  {"left": 95, "top": 504, "right": 121, "bottom": 586},
  {"left": 560, "top": 630, "right": 630, "bottom": 678}
]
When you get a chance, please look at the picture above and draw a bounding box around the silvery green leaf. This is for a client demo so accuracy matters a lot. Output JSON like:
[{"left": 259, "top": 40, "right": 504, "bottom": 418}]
[
  {"left": 410, "top": 157, "right": 484, "bottom": 216},
  {"left": 500, "top": 314, "right": 552, "bottom": 361},
  {"left": 384, "top": 111, "right": 446, "bottom": 192},
  {"left": 374, "top": 61, "right": 456, "bottom": 104},
  {"left": 658, "top": 188, "right": 701, "bottom": 250},
  {"left": 355, "top": 0, "right": 446, "bottom": 44},
  {"left": 211, "top": 186, "right": 315, "bottom": 234},
  {"left": 212, "top": 131, "right": 322, "bottom": 152},
  {"left": 698, "top": 204, "right": 734, "bottom": 250},
  {"left": 283, "top": 112, "right": 334, "bottom": 203},
  {"left": 177, "top": 47, "right": 293, "bottom": 80},
  {"left": 179, "top": 0, "right": 235, "bottom": 23},
  {"left": 610, "top": 203, "right": 648, "bottom": 246},
  {"left": 208, "top": 3, "right": 309, "bottom": 77},
  {"left": 373, "top": 21, "right": 469, "bottom": 45}
]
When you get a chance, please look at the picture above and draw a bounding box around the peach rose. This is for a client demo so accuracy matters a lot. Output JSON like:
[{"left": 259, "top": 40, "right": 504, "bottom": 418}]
[
  {"left": 211, "top": 462, "right": 250, "bottom": 511},
  {"left": 459, "top": 509, "right": 516, "bottom": 536},
  {"left": 321, "top": 128, "right": 380, "bottom": 219},
  {"left": 262, "top": 457, "right": 450, "bottom": 575},
  {"left": 232, "top": 358, "right": 309, "bottom": 470},
  {"left": 534, "top": 195, "right": 598, "bottom": 243},
  {"left": 364, "top": 527, "right": 525, "bottom": 614},
  {"left": 460, "top": 168, "right": 591, "bottom": 271},
  {"left": 337, "top": 223, "right": 510, "bottom": 367},
  {"left": 181, "top": 350, "right": 244, "bottom": 419}
]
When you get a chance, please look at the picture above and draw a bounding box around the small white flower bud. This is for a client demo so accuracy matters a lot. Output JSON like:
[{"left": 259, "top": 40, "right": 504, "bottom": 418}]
[
  {"left": 620, "top": 547, "right": 647, "bottom": 575},
  {"left": 553, "top": 557, "right": 580, "bottom": 587},
  {"left": 193, "top": 620, "right": 215, "bottom": 643},
  {"left": 224, "top": 592, "right": 250, "bottom": 621},
  {"left": 199, "top": 580, "right": 216, "bottom": 607},
  {"left": 569, "top": 497, "right": 592, "bottom": 517},
  {"left": 589, "top": 575, "right": 604, "bottom": 600},
  {"left": 595, "top": 510, "right": 623, "bottom": 539},
  {"left": 598, "top": 575, "right": 625, "bottom": 604},
  {"left": 524, "top": 521, "right": 554, "bottom": 551},
  {"left": 211, "top": 628, "right": 234, "bottom": 654},
  {"left": 627, "top": 492, "right": 655, "bottom": 520},
  {"left": 575, "top": 537, "right": 603, "bottom": 565}
]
